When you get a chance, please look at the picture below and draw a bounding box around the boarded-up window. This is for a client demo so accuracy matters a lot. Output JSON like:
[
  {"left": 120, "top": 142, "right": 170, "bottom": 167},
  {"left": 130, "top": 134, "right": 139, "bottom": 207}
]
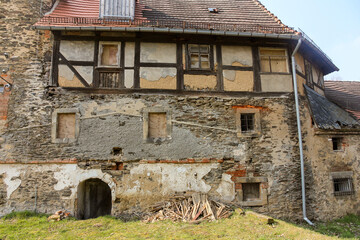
[
  {"left": 188, "top": 44, "right": 210, "bottom": 70},
  {"left": 148, "top": 113, "right": 167, "bottom": 139},
  {"left": 100, "top": 44, "right": 119, "bottom": 66},
  {"left": 57, "top": 113, "right": 76, "bottom": 139},
  {"left": 260, "top": 49, "right": 288, "bottom": 73},
  {"left": 242, "top": 183, "right": 260, "bottom": 201}
]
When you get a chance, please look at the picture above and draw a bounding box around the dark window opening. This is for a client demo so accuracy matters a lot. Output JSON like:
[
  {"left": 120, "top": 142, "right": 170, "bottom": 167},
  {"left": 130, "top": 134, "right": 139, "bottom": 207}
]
[
  {"left": 333, "top": 178, "right": 354, "bottom": 196},
  {"left": 112, "top": 147, "right": 122, "bottom": 156},
  {"left": 188, "top": 44, "right": 210, "bottom": 70},
  {"left": 77, "top": 178, "right": 112, "bottom": 219},
  {"left": 243, "top": 183, "right": 260, "bottom": 201},
  {"left": 332, "top": 137, "right": 342, "bottom": 151},
  {"left": 305, "top": 60, "right": 314, "bottom": 89},
  {"left": 241, "top": 113, "right": 255, "bottom": 132}
]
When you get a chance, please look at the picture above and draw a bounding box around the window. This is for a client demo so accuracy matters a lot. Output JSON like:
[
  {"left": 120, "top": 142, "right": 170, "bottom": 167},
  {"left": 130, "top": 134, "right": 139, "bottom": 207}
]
[
  {"left": 143, "top": 107, "right": 172, "bottom": 142},
  {"left": 259, "top": 48, "right": 288, "bottom": 73},
  {"left": 0, "top": 84, "right": 4, "bottom": 93},
  {"left": 98, "top": 42, "right": 121, "bottom": 67},
  {"left": 234, "top": 107, "right": 261, "bottom": 137},
  {"left": 240, "top": 113, "right": 255, "bottom": 133},
  {"left": 332, "top": 137, "right": 343, "bottom": 151},
  {"left": 51, "top": 109, "right": 80, "bottom": 143},
  {"left": 187, "top": 44, "right": 211, "bottom": 70},
  {"left": 148, "top": 113, "right": 167, "bottom": 139},
  {"left": 242, "top": 183, "right": 260, "bottom": 201},
  {"left": 100, "top": 0, "right": 135, "bottom": 19},
  {"left": 331, "top": 172, "right": 354, "bottom": 197},
  {"left": 305, "top": 60, "right": 314, "bottom": 88},
  {"left": 236, "top": 177, "right": 268, "bottom": 206},
  {"left": 333, "top": 178, "right": 354, "bottom": 196}
]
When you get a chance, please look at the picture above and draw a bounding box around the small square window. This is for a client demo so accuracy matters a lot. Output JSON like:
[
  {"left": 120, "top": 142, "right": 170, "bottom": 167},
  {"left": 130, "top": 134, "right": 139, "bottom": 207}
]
[
  {"left": 188, "top": 44, "right": 211, "bottom": 70},
  {"left": 332, "top": 137, "right": 342, "bottom": 151},
  {"left": 148, "top": 112, "right": 167, "bottom": 139},
  {"left": 243, "top": 183, "right": 260, "bottom": 201},
  {"left": 143, "top": 107, "right": 172, "bottom": 143},
  {"left": 333, "top": 178, "right": 354, "bottom": 196},
  {"left": 57, "top": 113, "right": 76, "bottom": 139},
  {"left": 241, "top": 113, "right": 255, "bottom": 132},
  {"left": 234, "top": 107, "right": 261, "bottom": 137},
  {"left": 99, "top": 42, "right": 121, "bottom": 67},
  {"left": 51, "top": 109, "right": 80, "bottom": 143},
  {"left": 259, "top": 48, "right": 288, "bottom": 73}
]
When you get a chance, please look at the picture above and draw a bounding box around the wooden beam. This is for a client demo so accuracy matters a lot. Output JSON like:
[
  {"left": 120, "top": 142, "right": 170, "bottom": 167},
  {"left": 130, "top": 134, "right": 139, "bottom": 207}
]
[
  {"left": 139, "top": 62, "right": 177, "bottom": 68},
  {"left": 59, "top": 60, "right": 94, "bottom": 66},
  {"left": 59, "top": 52, "right": 90, "bottom": 87},
  {"left": 222, "top": 66, "right": 253, "bottom": 71},
  {"left": 252, "top": 46, "right": 261, "bottom": 92},
  {"left": 120, "top": 42, "right": 125, "bottom": 88},
  {"left": 93, "top": 34, "right": 100, "bottom": 88},
  {"left": 176, "top": 42, "right": 184, "bottom": 90},
  {"left": 51, "top": 31, "right": 61, "bottom": 87},
  {"left": 134, "top": 40, "right": 140, "bottom": 89},
  {"left": 216, "top": 44, "right": 224, "bottom": 91}
]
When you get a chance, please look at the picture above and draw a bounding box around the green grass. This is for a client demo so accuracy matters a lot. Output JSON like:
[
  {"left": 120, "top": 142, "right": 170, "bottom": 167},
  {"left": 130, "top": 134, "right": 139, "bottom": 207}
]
[
  {"left": 0, "top": 210, "right": 358, "bottom": 240},
  {"left": 310, "top": 214, "right": 360, "bottom": 239}
]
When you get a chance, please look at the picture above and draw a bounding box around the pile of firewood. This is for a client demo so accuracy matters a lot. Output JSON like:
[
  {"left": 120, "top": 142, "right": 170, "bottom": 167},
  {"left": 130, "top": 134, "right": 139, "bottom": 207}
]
[
  {"left": 47, "top": 210, "right": 70, "bottom": 222},
  {"left": 143, "top": 193, "right": 234, "bottom": 223}
]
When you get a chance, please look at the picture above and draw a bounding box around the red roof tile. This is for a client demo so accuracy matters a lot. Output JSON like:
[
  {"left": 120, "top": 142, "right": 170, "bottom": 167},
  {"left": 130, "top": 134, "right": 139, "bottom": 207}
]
[
  {"left": 36, "top": 0, "right": 295, "bottom": 34},
  {"left": 325, "top": 81, "right": 360, "bottom": 121}
]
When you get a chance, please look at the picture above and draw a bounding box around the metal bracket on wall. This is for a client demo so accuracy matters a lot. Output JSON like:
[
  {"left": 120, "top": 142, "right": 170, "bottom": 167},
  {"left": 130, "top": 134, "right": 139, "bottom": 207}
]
[{"left": 0, "top": 75, "right": 12, "bottom": 92}]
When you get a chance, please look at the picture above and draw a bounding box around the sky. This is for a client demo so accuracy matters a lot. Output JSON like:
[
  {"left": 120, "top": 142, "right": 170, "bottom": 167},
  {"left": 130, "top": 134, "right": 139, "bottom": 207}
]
[{"left": 260, "top": 0, "right": 360, "bottom": 81}]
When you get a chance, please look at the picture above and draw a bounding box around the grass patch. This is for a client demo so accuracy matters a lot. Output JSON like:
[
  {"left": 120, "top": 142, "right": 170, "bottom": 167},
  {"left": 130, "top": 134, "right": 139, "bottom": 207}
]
[
  {"left": 311, "top": 214, "right": 360, "bottom": 239},
  {"left": 0, "top": 210, "right": 358, "bottom": 240},
  {"left": 2, "top": 211, "right": 48, "bottom": 220}
]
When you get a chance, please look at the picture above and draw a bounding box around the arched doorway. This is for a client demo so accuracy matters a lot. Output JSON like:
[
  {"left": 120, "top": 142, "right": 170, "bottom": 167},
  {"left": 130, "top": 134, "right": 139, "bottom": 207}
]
[{"left": 77, "top": 178, "right": 112, "bottom": 219}]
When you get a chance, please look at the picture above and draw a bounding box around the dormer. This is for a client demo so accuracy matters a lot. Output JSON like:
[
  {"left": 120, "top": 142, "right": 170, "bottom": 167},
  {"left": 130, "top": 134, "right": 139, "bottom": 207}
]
[{"left": 100, "top": 0, "right": 135, "bottom": 20}]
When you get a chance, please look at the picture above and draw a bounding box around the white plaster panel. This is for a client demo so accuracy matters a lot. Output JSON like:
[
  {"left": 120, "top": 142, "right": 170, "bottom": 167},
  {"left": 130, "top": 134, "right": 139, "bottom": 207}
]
[
  {"left": 125, "top": 42, "right": 135, "bottom": 67},
  {"left": 60, "top": 41, "right": 94, "bottom": 61},
  {"left": 261, "top": 74, "right": 293, "bottom": 92},
  {"left": 59, "top": 64, "right": 74, "bottom": 80},
  {"left": 216, "top": 173, "right": 236, "bottom": 202},
  {"left": 124, "top": 69, "right": 134, "bottom": 88},
  {"left": 59, "top": 65, "right": 93, "bottom": 85},
  {"left": 222, "top": 45, "right": 253, "bottom": 66},
  {"left": 140, "top": 43, "right": 176, "bottom": 63},
  {"left": 74, "top": 66, "right": 93, "bottom": 85},
  {"left": 122, "top": 163, "right": 219, "bottom": 195},
  {"left": 140, "top": 67, "right": 176, "bottom": 81}
]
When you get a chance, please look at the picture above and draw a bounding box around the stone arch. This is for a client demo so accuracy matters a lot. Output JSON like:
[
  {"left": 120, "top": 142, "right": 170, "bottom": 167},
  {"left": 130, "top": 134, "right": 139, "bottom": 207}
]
[{"left": 76, "top": 178, "right": 112, "bottom": 219}]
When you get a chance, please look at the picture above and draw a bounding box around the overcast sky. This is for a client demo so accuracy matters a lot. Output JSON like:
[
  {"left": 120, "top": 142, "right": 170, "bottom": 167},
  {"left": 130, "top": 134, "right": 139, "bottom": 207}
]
[{"left": 259, "top": 0, "right": 360, "bottom": 81}]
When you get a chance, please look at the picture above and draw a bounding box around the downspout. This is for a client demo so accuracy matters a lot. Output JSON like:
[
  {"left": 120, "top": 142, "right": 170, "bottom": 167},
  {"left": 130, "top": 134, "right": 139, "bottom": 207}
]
[{"left": 291, "top": 38, "right": 314, "bottom": 226}]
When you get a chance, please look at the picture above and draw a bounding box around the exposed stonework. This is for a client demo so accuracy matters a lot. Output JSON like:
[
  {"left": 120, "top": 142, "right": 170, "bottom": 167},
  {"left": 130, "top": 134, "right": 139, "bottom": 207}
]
[{"left": 0, "top": 0, "right": 359, "bottom": 222}]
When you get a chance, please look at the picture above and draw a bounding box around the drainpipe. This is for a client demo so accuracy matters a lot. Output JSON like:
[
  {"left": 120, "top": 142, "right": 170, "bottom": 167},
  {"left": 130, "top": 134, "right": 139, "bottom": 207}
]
[{"left": 291, "top": 38, "right": 314, "bottom": 226}]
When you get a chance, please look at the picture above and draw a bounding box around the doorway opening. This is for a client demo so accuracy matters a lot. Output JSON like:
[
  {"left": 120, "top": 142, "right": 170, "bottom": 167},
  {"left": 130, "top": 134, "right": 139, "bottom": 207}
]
[{"left": 77, "top": 178, "right": 112, "bottom": 219}]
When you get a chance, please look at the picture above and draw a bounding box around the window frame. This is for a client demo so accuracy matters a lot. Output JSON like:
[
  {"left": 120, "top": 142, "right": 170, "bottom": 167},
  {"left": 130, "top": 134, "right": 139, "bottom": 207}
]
[
  {"left": 331, "top": 172, "right": 355, "bottom": 197},
  {"left": 142, "top": 107, "right": 172, "bottom": 143},
  {"left": 186, "top": 44, "right": 214, "bottom": 71},
  {"left": 51, "top": 108, "right": 80, "bottom": 144},
  {"left": 259, "top": 48, "right": 289, "bottom": 74},
  {"left": 235, "top": 107, "right": 261, "bottom": 137},
  {"left": 237, "top": 177, "right": 268, "bottom": 207},
  {"left": 98, "top": 41, "right": 121, "bottom": 68}
]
